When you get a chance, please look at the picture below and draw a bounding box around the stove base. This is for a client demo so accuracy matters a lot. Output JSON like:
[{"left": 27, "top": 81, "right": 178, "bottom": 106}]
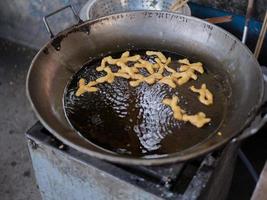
[{"left": 26, "top": 122, "right": 238, "bottom": 200}]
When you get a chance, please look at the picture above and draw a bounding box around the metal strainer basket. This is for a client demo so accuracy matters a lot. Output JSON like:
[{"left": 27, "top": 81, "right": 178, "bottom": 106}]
[{"left": 79, "top": 0, "right": 191, "bottom": 20}]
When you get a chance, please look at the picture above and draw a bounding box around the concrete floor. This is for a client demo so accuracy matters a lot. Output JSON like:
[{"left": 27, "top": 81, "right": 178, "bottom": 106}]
[{"left": 0, "top": 38, "right": 41, "bottom": 200}]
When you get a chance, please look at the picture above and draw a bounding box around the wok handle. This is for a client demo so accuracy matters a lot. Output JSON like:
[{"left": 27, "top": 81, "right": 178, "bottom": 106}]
[
  {"left": 232, "top": 114, "right": 267, "bottom": 143},
  {"left": 43, "top": 5, "right": 82, "bottom": 38},
  {"left": 232, "top": 67, "right": 267, "bottom": 142}
]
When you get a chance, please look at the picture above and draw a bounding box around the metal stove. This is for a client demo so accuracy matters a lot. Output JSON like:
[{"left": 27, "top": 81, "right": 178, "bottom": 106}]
[{"left": 26, "top": 122, "right": 239, "bottom": 200}]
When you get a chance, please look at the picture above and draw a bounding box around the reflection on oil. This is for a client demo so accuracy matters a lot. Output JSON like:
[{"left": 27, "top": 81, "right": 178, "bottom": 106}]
[{"left": 64, "top": 50, "right": 228, "bottom": 157}]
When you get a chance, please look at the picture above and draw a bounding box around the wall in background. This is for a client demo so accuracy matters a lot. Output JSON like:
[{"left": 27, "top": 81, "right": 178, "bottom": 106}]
[
  {"left": 0, "top": 0, "right": 265, "bottom": 49},
  {"left": 0, "top": 0, "right": 88, "bottom": 49}
]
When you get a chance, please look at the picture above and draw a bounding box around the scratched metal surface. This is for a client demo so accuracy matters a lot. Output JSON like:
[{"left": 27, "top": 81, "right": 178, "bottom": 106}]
[
  {"left": 27, "top": 123, "right": 167, "bottom": 200},
  {"left": 26, "top": 122, "right": 221, "bottom": 200},
  {"left": 28, "top": 145, "right": 163, "bottom": 200}
]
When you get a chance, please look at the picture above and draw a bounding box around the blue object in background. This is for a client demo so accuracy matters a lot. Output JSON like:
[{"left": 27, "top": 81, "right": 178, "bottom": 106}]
[{"left": 189, "top": 2, "right": 267, "bottom": 65}]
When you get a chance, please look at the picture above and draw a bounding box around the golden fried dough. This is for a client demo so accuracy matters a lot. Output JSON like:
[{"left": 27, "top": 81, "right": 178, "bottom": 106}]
[
  {"left": 76, "top": 51, "right": 213, "bottom": 128},
  {"left": 75, "top": 78, "right": 98, "bottom": 96},
  {"left": 163, "top": 95, "right": 211, "bottom": 127},
  {"left": 182, "top": 112, "right": 211, "bottom": 128},
  {"left": 162, "top": 96, "right": 185, "bottom": 120},
  {"left": 190, "top": 84, "right": 213, "bottom": 105}
]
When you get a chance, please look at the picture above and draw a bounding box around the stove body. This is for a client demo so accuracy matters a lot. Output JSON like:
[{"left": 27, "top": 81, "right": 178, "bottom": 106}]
[{"left": 26, "top": 122, "right": 239, "bottom": 200}]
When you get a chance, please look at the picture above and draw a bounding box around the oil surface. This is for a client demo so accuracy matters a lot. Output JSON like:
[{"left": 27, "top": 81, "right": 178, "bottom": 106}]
[{"left": 64, "top": 50, "right": 227, "bottom": 158}]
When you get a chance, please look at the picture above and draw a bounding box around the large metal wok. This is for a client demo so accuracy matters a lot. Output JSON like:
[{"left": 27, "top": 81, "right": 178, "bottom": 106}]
[{"left": 27, "top": 7, "right": 267, "bottom": 165}]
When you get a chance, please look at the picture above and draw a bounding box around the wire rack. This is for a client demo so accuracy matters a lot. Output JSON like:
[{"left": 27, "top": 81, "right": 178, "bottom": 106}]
[{"left": 80, "top": 0, "right": 191, "bottom": 20}]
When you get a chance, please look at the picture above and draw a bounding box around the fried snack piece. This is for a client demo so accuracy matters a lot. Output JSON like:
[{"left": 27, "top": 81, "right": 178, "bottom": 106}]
[
  {"left": 96, "top": 56, "right": 113, "bottom": 72},
  {"left": 114, "top": 72, "right": 131, "bottom": 79},
  {"left": 129, "top": 79, "right": 143, "bottom": 87},
  {"left": 146, "top": 51, "right": 167, "bottom": 63},
  {"left": 155, "top": 58, "right": 165, "bottom": 74},
  {"left": 173, "top": 69, "right": 197, "bottom": 85},
  {"left": 76, "top": 52, "right": 208, "bottom": 96},
  {"left": 159, "top": 76, "right": 176, "bottom": 88},
  {"left": 190, "top": 84, "right": 213, "bottom": 106},
  {"left": 171, "top": 58, "right": 205, "bottom": 85},
  {"left": 155, "top": 58, "right": 176, "bottom": 74},
  {"left": 129, "top": 73, "right": 163, "bottom": 87},
  {"left": 75, "top": 78, "right": 98, "bottom": 96},
  {"left": 178, "top": 58, "right": 190, "bottom": 65},
  {"left": 76, "top": 52, "right": 212, "bottom": 127},
  {"left": 96, "top": 51, "right": 140, "bottom": 71},
  {"left": 117, "top": 62, "right": 140, "bottom": 78},
  {"left": 154, "top": 57, "right": 204, "bottom": 86},
  {"left": 166, "top": 57, "right": 172, "bottom": 65},
  {"left": 96, "top": 67, "right": 115, "bottom": 84},
  {"left": 182, "top": 112, "right": 211, "bottom": 128},
  {"left": 162, "top": 96, "right": 185, "bottom": 120},
  {"left": 162, "top": 95, "right": 211, "bottom": 128},
  {"left": 134, "top": 59, "right": 154, "bottom": 74},
  {"left": 76, "top": 52, "right": 207, "bottom": 104},
  {"left": 179, "top": 62, "right": 204, "bottom": 74}
]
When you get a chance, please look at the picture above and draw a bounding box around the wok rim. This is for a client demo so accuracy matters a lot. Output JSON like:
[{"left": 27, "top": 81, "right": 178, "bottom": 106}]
[{"left": 26, "top": 10, "right": 264, "bottom": 165}]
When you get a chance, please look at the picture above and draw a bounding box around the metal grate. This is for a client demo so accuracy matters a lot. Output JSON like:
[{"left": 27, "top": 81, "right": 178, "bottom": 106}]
[{"left": 80, "top": 0, "right": 191, "bottom": 20}]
